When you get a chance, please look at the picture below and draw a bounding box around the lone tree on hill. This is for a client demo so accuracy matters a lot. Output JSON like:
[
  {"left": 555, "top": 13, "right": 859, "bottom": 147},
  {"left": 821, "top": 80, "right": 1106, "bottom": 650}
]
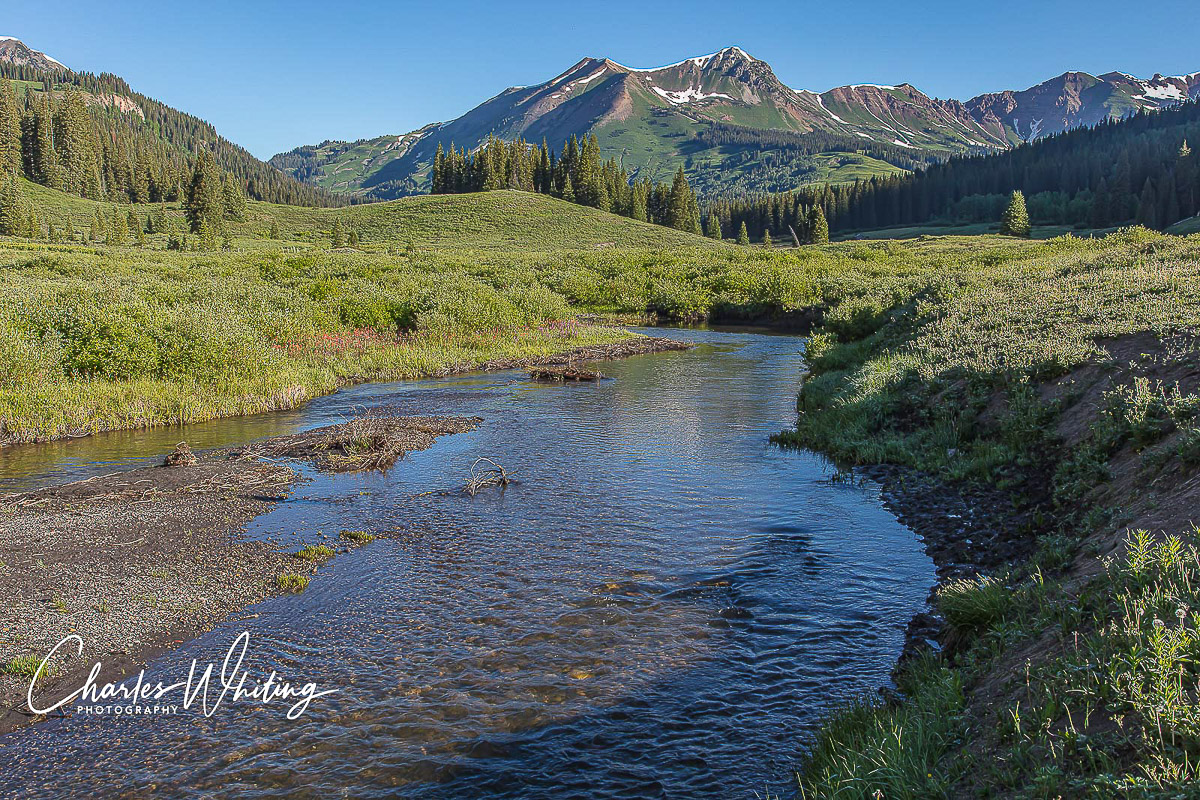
[
  {"left": 809, "top": 206, "right": 829, "bottom": 244},
  {"left": 736, "top": 221, "right": 750, "bottom": 245},
  {"left": 1000, "top": 190, "right": 1031, "bottom": 237}
]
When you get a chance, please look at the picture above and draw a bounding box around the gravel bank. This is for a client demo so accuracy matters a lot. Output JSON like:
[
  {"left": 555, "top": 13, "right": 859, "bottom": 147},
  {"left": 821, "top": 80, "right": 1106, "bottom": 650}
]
[{"left": 0, "top": 414, "right": 482, "bottom": 736}]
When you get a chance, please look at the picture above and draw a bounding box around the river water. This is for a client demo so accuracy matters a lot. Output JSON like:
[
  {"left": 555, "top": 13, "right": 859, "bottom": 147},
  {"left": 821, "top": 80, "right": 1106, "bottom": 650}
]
[{"left": 0, "top": 328, "right": 934, "bottom": 799}]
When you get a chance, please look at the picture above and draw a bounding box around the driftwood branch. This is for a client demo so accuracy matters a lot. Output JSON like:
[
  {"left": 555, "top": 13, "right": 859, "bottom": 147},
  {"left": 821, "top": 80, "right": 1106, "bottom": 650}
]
[{"left": 465, "top": 457, "right": 515, "bottom": 496}]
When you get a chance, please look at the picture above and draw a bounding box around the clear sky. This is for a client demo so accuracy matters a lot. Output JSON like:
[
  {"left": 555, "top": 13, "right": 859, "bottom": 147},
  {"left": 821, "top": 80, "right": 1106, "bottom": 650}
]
[{"left": 4, "top": 0, "right": 1198, "bottom": 160}]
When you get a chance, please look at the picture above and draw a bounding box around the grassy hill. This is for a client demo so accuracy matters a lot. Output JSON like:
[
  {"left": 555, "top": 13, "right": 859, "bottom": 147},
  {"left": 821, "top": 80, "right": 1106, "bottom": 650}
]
[
  {"left": 19, "top": 180, "right": 719, "bottom": 253},
  {"left": 1168, "top": 214, "right": 1200, "bottom": 235},
  {"left": 239, "top": 190, "right": 722, "bottom": 252}
]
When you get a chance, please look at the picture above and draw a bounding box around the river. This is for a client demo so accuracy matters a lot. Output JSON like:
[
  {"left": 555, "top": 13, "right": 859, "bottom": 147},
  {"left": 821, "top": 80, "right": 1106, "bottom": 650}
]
[{"left": 0, "top": 328, "right": 935, "bottom": 799}]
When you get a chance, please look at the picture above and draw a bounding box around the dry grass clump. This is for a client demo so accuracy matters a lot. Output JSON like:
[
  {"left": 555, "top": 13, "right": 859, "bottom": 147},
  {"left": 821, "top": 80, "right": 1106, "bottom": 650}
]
[{"left": 241, "top": 411, "right": 480, "bottom": 472}]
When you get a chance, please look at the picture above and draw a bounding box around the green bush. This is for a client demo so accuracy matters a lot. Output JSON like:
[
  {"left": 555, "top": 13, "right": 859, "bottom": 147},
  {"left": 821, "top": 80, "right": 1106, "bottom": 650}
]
[{"left": 938, "top": 574, "right": 1016, "bottom": 633}]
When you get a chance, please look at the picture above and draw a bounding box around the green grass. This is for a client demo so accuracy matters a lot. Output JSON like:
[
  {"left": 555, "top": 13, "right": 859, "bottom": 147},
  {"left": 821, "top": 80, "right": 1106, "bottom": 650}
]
[
  {"left": 799, "top": 655, "right": 967, "bottom": 799},
  {"left": 836, "top": 222, "right": 1090, "bottom": 241},
  {"left": 296, "top": 544, "right": 335, "bottom": 562},
  {"left": 1167, "top": 214, "right": 1200, "bottom": 236},
  {"left": 2, "top": 654, "right": 45, "bottom": 678},
  {"left": 776, "top": 227, "right": 1200, "bottom": 479},
  {"left": 276, "top": 573, "right": 310, "bottom": 593},
  {"left": 8, "top": 186, "right": 737, "bottom": 442},
  {"left": 17, "top": 180, "right": 720, "bottom": 253},
  {"left": 340, "top": 530, "right": 376, "bottom": 544},
  {"left": 9, "top": 179, "right": 1199, "bottom": 448}
]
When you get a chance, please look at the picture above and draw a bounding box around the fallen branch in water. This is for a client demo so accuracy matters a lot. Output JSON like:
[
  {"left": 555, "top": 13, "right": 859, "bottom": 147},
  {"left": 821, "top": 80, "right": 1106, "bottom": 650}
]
[{"left": 465, "top": 457, "right": 515, "bottom": 496}]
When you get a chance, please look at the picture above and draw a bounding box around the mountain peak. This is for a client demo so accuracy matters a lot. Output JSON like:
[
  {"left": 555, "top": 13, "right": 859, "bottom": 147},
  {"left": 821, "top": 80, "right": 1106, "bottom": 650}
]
[
  {"left": 608, "top": 46, "right": 756, "bottom": 74},
  {"left": 0, "top": 36, "right": 68, "bottom": 71}
]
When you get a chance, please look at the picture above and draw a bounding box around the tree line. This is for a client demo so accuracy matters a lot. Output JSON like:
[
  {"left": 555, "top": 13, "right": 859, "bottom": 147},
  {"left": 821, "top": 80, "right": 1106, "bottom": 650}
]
[
  {"left": 432, "top": 134, "right": 704, "bottom": 234},
  {"left": 718, "top": 98, "right": 1200, "bottom": 238},
  {"left": 0, "top": 64, "right": 341, "bottom": 208}
]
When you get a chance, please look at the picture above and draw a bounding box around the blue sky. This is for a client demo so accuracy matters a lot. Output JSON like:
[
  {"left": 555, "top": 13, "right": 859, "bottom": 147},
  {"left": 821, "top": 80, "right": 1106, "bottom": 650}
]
[{"left": 5, "top": 0, "right": 1198, "bottom": 159}]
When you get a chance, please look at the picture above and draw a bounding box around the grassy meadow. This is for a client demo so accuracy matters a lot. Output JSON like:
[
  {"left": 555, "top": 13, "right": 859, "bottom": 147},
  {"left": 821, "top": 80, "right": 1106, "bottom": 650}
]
[
  {"left": 7, "top": 178, "right": 1194, "bottom": 453},
  {"left": 2, "top": 184, "right": 745, "bottom": 443}
]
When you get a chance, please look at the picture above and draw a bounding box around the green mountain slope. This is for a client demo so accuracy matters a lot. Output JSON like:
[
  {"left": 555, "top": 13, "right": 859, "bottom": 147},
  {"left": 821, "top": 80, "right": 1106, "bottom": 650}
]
[{"left": 0, "top": 36, "right": 339, "bottom": 207}]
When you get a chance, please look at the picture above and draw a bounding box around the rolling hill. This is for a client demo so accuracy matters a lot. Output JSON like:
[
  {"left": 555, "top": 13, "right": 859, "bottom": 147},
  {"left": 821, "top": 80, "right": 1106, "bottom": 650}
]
[
  {"left": 272, "top": 47, "right": 1200, "bottom": 199},
  {"left": 14, "top": 175, "right": 718, "bottom": 253}
]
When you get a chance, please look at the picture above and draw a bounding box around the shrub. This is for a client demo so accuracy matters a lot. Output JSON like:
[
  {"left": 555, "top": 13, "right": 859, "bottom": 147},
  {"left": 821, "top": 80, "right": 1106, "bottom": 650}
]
[
  {"left": 296, "top": 544, "right": 334, "bottom": 562},
  {"left": 276, "top": 573, "right": 310, "bottom": 593},
  {"left": 938, "top": 574, "right": 1015, "bottom": 633}
]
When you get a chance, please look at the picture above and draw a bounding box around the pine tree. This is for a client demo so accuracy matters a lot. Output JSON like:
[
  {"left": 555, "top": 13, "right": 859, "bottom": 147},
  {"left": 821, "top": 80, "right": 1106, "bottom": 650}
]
[
  {"left": 347, "top": 228, "right": 359, "bottom": 247},
  {"left": 53, "top": 88, "right": 100, "bottom": 198},
  {"left": 0, "top": 173, "right": 25, "bottom": 236},
  {"left": 809, "top": 206, "right": 829, "bottom": 244},
  {"left": 762, "top": 228, "right": 772, "bottom": 247},
  {"left": 221, "top": 173, "right": 247, "bottom": 221},
  {"left": 185, "top": 151, "right": 222, "bottom": 233},
  {"left": 197, "top": 218, "right": 217, "bottom": 250},
  {"left": 999, "top": 190, "right": 1031, "bottom": 237},
  {"left": 432, "top": 143, "right": 445, "bottom": 193},
  {"left": 1136, "top": 178, "right": 1158, "bottom": 229},
  {"left": 269, "top": 219, "right": 280, "bottom": 239},
  {"left": 331, "top": 217, "right": 345, "bottom": 248},
  {"left": 92, "top": 208, "right": 107, "bottom": 242},
  {"left": 631, "top": 181, "right": 648, "bottom": 222},
  {"left": 666, "top": 168, "right": 701, "bottom": 234},
  {"left": 22, "top": 91, "right": 60, "bottom": 189},
  {"left": 0, "top": 80, "right": 21, "bottom": 175},
  {"left": 108, "top": 206, "right": 125, "bottom": 245},
  {"left": 705, "top": 213, "right": 722, "bottom": 240},
  {"left": 736, "top": 221, "right": 750, "bottom": 245}
]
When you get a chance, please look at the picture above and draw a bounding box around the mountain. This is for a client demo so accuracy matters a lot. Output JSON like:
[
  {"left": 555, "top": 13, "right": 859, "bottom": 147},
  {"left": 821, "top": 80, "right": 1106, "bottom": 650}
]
[
  {"left": 271, "top": 48, "right": 1200, "bottom": 200},
  {"left": 0, "top": 36, "right": 339, "bottom": 207},
  {"left": 968, "top": 70, "right": 1200, "bottom": 142},
  {"left": 0, "top": 36, "right": 67, "bottom": 73}
]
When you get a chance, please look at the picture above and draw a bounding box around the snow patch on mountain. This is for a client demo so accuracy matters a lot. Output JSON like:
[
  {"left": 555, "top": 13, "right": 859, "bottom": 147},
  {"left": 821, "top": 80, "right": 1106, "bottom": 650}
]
[
  {"left": 575, "top": 69, "right": 607, "bottom": 86},
  {"left": 651, "top": 86, "right": 734, "bottom": 105},
  {"left": 1136, "top": 83, "right": 1186, "bottom": 101},
  {"left": 813, "top": 95, "right": 847, "bottom": 125}
]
